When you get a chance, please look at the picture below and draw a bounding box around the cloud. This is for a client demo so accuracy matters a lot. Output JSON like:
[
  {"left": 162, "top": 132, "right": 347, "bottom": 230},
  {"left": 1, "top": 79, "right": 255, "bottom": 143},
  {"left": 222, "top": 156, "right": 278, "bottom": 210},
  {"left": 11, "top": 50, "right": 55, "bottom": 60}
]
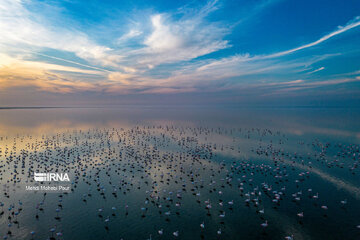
[
  {"left": 170, "top": 16, "right": 360, "bottom": 90},
  {"left": 304, "top": 77, "right": 360, "bottom": 87},
  {"left": 0, "top": 53, "right": 105, "bottom": 75},
  {"left": 0, "top": 0, "right": 121, "bottom": 67},
  {"left": 117, "top": 29, "right": 143, "bottom": 43},
  {"left": 27, "top": 51, "right": 112, "bottom": 73},
  {"left": 165, "top": 55, "right": 315, "bottom": 87},
  {"left": 126, "top": 0, "right": 230, "bottom": 67},
  {"left": 0, "top": 63, "right": 97, "bottom": 93},
  {"left": 0, "top": 0, "right": 359, "bottom": 100},
  {"left": 307, "top": 67, "right": 325, "bottom": 74},
  {"left": 264, "top": 16, "right": 360, "bottom": 58},
  {"left": 107, "top": 72, "right": 134, "bottom": 85},
  {"left": 0, "top": 0, "right": 231, "bottom": 88},
  {"left": 266, "top": 79, "right": 305, "bottom": 86},
  {"left": 259, "top": 76, "right": 360, "bottom": 96},
  {"left": 144, "top": 14, "right": 183, "bottom": 51},
  {"left": 197, "top": 15, "right": 360, "bottom": 73}
]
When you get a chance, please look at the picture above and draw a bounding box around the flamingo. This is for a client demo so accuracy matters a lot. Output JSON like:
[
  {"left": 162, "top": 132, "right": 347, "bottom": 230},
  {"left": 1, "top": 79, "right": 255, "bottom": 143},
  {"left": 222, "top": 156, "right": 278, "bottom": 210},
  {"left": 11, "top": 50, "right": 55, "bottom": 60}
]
[
  {"left": 50, "top": 227, "right": 56, "bottom": 239},
  {"left": 7, "top": 223, "right": 11, "bottom": 235},
  {"left": 55, "top": 208, "right": 60, "bottom": 220},
  {"left": 261, "top": 220, "right": 268, "bottom": 227}
]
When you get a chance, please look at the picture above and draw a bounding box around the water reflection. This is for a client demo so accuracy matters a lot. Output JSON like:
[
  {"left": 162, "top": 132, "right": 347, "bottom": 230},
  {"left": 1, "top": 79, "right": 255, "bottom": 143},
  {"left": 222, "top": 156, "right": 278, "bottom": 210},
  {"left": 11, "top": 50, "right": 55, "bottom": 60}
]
[{"left": 0, "top": 107, "right": 359, "bottom": 240}]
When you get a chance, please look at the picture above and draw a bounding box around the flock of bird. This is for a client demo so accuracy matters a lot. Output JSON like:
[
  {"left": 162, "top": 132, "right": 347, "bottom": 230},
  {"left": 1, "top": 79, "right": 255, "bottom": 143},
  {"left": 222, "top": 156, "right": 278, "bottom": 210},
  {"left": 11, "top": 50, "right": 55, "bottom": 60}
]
[{"left": 0, "top": 126, "right": 359, "bottom": 239}]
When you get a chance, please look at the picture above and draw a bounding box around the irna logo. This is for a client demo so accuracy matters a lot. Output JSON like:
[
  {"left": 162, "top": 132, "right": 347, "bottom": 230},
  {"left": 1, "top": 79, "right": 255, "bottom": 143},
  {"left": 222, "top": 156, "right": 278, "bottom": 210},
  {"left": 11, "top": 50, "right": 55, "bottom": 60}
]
[{"left": 34, "top": 173, "right": 70, "bottom": 182}]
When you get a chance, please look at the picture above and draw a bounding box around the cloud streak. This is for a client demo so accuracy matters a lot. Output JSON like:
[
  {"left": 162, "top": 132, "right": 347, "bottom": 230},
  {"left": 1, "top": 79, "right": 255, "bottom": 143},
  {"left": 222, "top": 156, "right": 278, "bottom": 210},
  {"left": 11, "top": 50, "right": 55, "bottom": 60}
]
[
  {"left": 307, "top": 67, "right": 325, "bottom": 74},
  {"left": 0, "top": 0, "right": 122, "bottom": 68},
  {"left": 265, "top": 16, "right": 360, "bottom": 58}
]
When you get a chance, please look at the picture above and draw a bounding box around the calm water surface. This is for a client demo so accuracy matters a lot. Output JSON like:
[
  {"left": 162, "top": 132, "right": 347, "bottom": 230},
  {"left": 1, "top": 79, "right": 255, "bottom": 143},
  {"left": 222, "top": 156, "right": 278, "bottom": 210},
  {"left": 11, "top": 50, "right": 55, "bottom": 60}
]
[{"left": 0, "top": 107, "right": 359, "bottom": 240}]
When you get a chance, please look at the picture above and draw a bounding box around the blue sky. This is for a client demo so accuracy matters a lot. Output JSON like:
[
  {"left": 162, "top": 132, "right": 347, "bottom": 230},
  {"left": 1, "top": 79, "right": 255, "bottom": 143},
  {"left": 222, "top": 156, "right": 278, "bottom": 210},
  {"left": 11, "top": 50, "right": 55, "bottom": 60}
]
[{"left": 0, "top": 0, "right": 360, "bottom": 106}]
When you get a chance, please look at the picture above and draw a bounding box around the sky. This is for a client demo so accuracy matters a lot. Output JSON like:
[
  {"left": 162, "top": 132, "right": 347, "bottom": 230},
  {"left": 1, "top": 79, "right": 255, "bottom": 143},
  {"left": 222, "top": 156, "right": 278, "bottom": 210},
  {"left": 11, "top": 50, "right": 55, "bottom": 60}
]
[{"left": 0, "top": 0, "right": 360, "bottom": 106}]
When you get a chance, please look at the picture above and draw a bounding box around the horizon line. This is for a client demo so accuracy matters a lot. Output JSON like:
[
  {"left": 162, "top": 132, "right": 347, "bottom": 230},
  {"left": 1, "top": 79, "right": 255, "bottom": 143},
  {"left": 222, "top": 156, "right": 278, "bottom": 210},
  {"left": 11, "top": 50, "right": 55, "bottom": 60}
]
[{"left": 1, "top": 105, "right": 360, "bottom": 110}]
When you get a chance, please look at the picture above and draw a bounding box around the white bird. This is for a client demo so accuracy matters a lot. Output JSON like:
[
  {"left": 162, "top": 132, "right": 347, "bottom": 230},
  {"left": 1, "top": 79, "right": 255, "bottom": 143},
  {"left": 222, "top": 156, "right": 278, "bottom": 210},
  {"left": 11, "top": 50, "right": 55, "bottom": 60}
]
[
  {"left": 261, "top": 220, "right": 268, "bottom": 227},
  {"left": 158, "top": 229, "right": 163, "bottom": 235},
  {"left": 217, "top": 229, "right": 222, "bottom": 235},
  {"left": 200, "top": 222, "right": 205, "bottom": 229},
  {"left": 173, "top": 231, "right": 179, "bottom": 237}
]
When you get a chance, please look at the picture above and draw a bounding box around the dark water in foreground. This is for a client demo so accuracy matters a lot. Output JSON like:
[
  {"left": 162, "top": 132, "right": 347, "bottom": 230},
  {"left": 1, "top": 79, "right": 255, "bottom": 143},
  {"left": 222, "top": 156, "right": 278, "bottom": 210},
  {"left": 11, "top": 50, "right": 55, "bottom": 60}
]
[{"left": 0, "top": 107, "right": 359, "bottom": 240}]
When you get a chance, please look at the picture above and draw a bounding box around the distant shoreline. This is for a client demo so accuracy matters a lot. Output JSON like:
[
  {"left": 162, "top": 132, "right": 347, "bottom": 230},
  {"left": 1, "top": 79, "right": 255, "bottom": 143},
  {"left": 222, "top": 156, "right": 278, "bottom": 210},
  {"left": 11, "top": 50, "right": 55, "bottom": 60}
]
[
  {"left": 0, "top": 107, "right": 86, "bottom": 110},
  {"left": 1, "top": 105, "right": 360, "bottom": 110}
]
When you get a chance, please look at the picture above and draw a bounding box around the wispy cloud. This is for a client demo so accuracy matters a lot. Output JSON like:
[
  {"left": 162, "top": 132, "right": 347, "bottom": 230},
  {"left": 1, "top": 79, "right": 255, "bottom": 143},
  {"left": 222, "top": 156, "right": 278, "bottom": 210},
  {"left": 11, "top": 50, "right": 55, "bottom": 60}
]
[
  {"left": 0, "top": 53, "right": 105, "bottom": 75},
  {"left": 264, "top": 16, "right": 360, "bottom": 58},
  {"left": 0, "top": 63, "right": 97, "bottom": 93},
  {"left": 173, "top": 16, "right": 360, "bottom": 91},
  {"left": 259, "top": 76, "right": 360, "bottom": 96},
  {"left": 117, "top": 29, "right": 143, "bottom": 43},
  {"left": 128, "top": 0, "right": 230, "bottom": 67},
  {"left": 307, "top": 67, "right": 325, "bottom": 74},
  {"left": 0, "top": 0, "right": 121, "bottom": 68},
  {"left": 25, "top": 51, "right": 112, "bottom": 73}
]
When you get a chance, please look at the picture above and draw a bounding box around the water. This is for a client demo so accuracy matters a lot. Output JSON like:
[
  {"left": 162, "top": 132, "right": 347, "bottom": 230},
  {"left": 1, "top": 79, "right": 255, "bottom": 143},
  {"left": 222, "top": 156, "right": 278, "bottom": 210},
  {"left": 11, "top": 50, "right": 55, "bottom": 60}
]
[{"left": 0, "top": 107, "right": 359, "bottom": 240}]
